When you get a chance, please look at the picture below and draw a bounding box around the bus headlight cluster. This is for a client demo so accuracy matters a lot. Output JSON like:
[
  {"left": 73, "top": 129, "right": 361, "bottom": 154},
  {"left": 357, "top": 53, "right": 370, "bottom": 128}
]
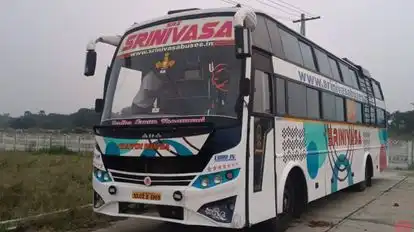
[
  {"left": 192, "top": 168, "right": 240, "bottom": 189},
  {"left": 94, "top": 167, "right": 112, "bottom": 182}
]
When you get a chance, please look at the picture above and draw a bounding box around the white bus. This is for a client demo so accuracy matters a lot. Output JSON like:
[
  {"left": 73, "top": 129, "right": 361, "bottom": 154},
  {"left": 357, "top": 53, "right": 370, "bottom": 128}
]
[{"left": 84, "top": 6, "right": 388, "bottom": 231}]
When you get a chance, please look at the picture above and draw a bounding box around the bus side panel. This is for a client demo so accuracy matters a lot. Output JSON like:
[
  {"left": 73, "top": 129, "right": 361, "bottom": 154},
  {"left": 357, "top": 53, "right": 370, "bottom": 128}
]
[
  {"left": 247, "top": 117, "right": 277, "bottom": 225},
  {"left": 322, "top": 123, "right": 358, "bottom": 193},
  {"left": 275, "top": 119, "right": 327, "bottom": 213}
]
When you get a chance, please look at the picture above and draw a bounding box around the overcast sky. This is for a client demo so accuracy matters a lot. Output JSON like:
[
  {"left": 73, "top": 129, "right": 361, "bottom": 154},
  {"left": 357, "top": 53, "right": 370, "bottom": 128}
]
[{"left": 0, "top": 0, "right": 412, "bottom": 116}]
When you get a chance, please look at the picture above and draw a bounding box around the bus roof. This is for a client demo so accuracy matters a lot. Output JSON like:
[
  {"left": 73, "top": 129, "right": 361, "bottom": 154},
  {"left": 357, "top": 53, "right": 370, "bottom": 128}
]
[{"left": 125, "top": 6, "right": 375, "bottom": 82}]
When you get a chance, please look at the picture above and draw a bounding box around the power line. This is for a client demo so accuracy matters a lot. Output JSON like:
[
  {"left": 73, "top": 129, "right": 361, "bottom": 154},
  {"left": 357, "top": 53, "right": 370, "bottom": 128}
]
[
  {"left": 271, "top": 0, "right": 316, "bottom": 17},
  {"left": 292, "top": 13, "right": 321, "bottom": 36},
  {"left": 253, "top": 0, "right": 300, "bottom": 17},
  {"left": 262, "top": 0, "right": 310, "bottom": 16},
  {"left": 218, "top": 0, "right": 294, "bottom": 21}
]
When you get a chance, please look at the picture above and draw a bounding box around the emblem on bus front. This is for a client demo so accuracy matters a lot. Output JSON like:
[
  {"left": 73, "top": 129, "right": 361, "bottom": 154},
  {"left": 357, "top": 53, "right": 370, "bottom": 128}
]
[
  {"left": 143, "top": 176, "right": 152, "bottom": 186},
  {"left": 155, "top": 52, "right": 175, "bottom": 73}
]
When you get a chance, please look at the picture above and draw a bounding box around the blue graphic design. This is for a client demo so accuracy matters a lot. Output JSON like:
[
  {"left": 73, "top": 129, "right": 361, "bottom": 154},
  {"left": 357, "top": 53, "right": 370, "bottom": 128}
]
[
  {"left": 302, "top": 122, "right": 354, "bottom": 193},
  {"left": 379, "top": 128, "right": 388, "bottom": 145},
  {"left": 331, "top": 154, "right": 353, "bottom": 193},
  {"left": 101, "top": 137, "right": 193, "bottom": 156},
  {"left": 304, "top": 122, "right": 328, "bottom": 179}
]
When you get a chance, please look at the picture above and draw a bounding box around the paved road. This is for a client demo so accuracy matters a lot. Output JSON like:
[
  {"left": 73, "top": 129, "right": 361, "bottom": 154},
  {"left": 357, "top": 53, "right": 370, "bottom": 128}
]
[{"left": 94, "top": 171, "right": 414, "bottom": 232}]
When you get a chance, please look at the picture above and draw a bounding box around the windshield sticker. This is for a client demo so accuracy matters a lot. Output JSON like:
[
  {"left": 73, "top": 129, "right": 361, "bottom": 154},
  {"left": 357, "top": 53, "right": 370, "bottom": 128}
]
[
  {"left": 118, "top": 17, "right": 234, "bottom": 57},
  {"left": 155, "top": 52, "right": 175, "bottom": 73},
  {"left": 111, "top": 116, "right": 206, "bottom": 126},
  {"left": 152, "top": 98, "right": 160, "bottom": 113},
  {"left": 209, "top": 62, "right": 229, "bottom": 92}
]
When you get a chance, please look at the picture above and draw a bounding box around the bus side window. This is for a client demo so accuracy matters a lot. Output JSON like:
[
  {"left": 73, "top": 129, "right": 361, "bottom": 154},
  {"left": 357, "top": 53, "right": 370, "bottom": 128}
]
[
  {"left": 274, "top": 77, "right": 286, "bottom": 115},
  {"left": 252, "top": 70, "right": 272, "bottom": 114},
  {"left": 252, "top": 15, "right": 272, "bottom": 52}
]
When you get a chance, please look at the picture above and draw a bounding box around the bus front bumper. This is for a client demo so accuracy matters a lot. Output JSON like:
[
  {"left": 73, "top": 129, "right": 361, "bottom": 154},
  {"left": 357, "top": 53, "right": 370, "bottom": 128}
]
[{"left": 92, "top": 176, "right": 245, "bottom": 228}]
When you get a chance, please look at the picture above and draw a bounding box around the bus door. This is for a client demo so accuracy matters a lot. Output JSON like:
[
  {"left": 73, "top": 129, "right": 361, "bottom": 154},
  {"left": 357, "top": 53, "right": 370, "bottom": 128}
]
[{"left": 247, "top": 50, "right": 277, "bottom": 224}]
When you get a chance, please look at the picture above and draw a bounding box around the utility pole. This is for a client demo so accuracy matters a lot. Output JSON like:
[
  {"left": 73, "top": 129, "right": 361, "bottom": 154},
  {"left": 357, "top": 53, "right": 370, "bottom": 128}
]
[{"left": 292, "top": 13, "right": 321, "bottom": 37}]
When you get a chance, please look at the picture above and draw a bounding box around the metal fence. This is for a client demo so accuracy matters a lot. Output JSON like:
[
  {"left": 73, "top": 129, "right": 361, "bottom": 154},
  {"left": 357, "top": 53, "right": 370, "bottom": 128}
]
[
  {"left": 388, "top": 139, "right": 414, "bottom": 169},
  {"left": 0, "top": 133, "right": 413, "bottom": 168},
  {"left": 0, "top": 132, "right": 95, "bottom": 153}
]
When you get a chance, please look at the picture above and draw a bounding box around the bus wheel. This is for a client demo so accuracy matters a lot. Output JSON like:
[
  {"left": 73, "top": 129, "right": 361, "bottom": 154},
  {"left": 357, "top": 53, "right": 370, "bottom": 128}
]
[
  {"left": 275, "top": 177, "right": 295, "bottom": 232},
  {"left": 366, "top": 157, "right": 373, "bottom": 187},
  {"left": 355, "top": 157, "right": 373, "bottom": 192}
]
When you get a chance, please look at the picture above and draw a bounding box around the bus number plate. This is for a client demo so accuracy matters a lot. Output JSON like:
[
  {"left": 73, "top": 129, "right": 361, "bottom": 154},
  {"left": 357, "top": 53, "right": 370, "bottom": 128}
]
[{"left": 132, "top": 192, "right": 161, "bottom": 201}]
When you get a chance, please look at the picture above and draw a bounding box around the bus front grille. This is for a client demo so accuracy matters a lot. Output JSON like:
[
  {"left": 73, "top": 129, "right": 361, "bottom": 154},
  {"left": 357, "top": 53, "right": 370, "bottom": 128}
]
[{"left": 109, "top": 170, "right": 196, "bottom": 186}]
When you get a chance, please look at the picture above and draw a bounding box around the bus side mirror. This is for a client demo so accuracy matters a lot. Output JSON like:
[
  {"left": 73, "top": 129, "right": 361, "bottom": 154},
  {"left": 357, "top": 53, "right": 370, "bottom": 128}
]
[
  {"left": 234, "top": 26, "right": 252, "bottom": 59},
  {"left": 240, "top": 78, "right": 250, "bottom": 96},
  {"left": 84, "top": 50, "right": 97, "bottom": 76},
  {"left": 95, "top": 98, "right": 104, "bottom": 113}
]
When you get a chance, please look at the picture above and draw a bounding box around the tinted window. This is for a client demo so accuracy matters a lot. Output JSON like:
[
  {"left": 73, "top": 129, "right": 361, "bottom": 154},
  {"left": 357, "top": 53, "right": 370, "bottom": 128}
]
[
  {"left": 339, "top": 62, "right": 353, "bottom": 87},
  {"left": 370, "top": 106, "right": 376, "bottom": 124},
  {"left": 280, "top": 29, "right": 303, "bottom": 65},
  {"left": 322, "top": 92, "right": 335, "bottom": 120},
  {"left": 349, "top": 69, "right": 359, "bottom": 89},
  {"left": 253, "top": 70, "right": 272, "bottom": 114},
  {"left": 335, "top": 96, "right": 345, "bottom": 121},
  {"left": 306, "top": 87, "right": 320, "bottom": 119},
  {"left": 377, "top": 108, "right": 386, "bottom": 127},
  {"left": 299, "top": 41, "right": 316, "bottom": 71},
  {"left": 355, "top": 102, "right": 363, "bottom": 123},
  {"left": 266, "top": 19, "right": 284, "bottom": 58},
  {"left": 275, "top": 77, "right": 286, "bottom": 115},
  {"left": 287, "top": 81, "right": 306, "bottom": 117},
  {"left": 346, "top": 99, "right": 362, "bottom": 123},
  {"left": 328, "top": 57, "right": 341, "bottom": 81},
  {"left": 372, "top": 81, "right": 383, "bottom": 100},
  {"left": 314, "top": 48, "right": 332, "bottom": 77},
  {"left": 252, "top": 16, "right": 272, "bottom": 52}
]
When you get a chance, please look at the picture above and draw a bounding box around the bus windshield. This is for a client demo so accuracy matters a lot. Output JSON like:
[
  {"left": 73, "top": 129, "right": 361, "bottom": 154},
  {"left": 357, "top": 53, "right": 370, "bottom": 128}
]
[{"left": 102, "top": 17, "right": 241, "bottom": 123}]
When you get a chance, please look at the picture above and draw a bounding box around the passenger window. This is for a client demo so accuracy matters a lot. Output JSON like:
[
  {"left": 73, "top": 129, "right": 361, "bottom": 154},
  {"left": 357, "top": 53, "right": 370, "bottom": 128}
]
[
  {"left": 253, "top": 70, "right": 272, "bottom": 114},
  {"left": 306, "top": 87, "right": 320, "bottom": 119},
  {"left": 266, "top": 19, "right": 284, "bottom": 58},
  {"left": 299, "top": 41, "right": 316, "bottom": 71},
  {"left": 376, "top": 108, "right": 386, "bottom": 127},
  {"left": 252, "top": 16, "right": 272, "bottom": 52},
  {"left": 314, "top": 48, "right": 332, "bottom": 77},
  {"left": 280, "top": 29, "right": 304, "bottom": 65},
  {"left": 371, "top": 81, "right": 383, "bottom": 100},
  {"left": 328, "top": 57, "right": 341, "bottom": 81},
  {"left": 335, "top": 96, "right": 345, "bottom": 121},
  {"left": 275, "top": 77, "right": 286, "bottom": 115},
  {"left": 339, "top": 62, "right": 352, "bottom": 87},
  {"left": 370, "top": 106, "right": 376, "bottom": 124},
  {"left": 322, "top": 92, "right": 335, "bottom": 120},
  {"left": 349, "top": 69, "right": 359, "bottom": 89},
  {"left": 346, "top": 100, "right": 363, "bottom": 123},
  {"left": 287, "top": 81, "right": 306, "bottom": 117}
]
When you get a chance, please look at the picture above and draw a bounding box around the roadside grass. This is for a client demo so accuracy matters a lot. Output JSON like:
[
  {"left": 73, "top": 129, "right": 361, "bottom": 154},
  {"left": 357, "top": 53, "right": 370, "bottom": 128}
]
[
  {"left": 0, "top": 151, "right": 125, "bottom": 231},
  {"left": 2, "top": 207, "right": 123, "bottom": 232}
]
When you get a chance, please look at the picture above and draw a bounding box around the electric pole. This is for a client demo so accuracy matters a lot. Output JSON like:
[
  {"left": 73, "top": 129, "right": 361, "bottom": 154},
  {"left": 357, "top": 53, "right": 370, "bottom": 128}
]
[{"left": 292, "top": 13, "right": 321, "bottom": 37}]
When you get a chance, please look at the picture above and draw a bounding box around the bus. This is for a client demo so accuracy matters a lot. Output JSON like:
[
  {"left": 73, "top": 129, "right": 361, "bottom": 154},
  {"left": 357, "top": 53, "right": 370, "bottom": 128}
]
[{"left": 83, "top": 5, "right": 388, "bottom": 231}]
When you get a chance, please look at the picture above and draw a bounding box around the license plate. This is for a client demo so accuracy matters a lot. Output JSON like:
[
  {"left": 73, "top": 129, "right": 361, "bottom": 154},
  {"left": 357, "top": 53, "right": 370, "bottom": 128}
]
[{"left": 132, "top": 192, "right": 161, "bottom": 201}]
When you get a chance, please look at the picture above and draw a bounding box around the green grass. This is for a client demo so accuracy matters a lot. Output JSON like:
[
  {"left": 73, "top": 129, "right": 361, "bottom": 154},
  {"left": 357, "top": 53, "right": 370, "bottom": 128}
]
[{"left": 0, "top": 151, "right": 124, "bottom": 231}]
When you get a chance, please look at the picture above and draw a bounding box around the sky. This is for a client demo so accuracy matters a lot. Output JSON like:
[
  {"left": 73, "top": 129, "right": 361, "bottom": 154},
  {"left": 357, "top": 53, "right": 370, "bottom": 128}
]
[{"left": 0, "top": 0, "right": 412, "bottom": 117}]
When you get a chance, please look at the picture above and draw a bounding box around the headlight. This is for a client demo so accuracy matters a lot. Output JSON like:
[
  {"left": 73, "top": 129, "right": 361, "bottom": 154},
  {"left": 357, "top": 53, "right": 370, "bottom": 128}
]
[
  {"left": 192, "top": 169, "right": 240, "bottom": 189},
  {"left": 201, "top": 178, "right": 209, "bottom": 187},
  {"left": 214, "top": 175, "right": 222, "bottom": 184},
  {"left": 97, "top": 170, "right": 102, "bottom": 178},
  {"left": 94, "top": 167, "right": 112, "bottom": 182}
]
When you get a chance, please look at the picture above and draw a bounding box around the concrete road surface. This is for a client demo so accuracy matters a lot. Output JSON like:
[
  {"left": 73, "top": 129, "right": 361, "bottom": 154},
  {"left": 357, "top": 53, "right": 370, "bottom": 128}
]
[{"left": 94, "top": 171, "right": 414, "bottom": 232}]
